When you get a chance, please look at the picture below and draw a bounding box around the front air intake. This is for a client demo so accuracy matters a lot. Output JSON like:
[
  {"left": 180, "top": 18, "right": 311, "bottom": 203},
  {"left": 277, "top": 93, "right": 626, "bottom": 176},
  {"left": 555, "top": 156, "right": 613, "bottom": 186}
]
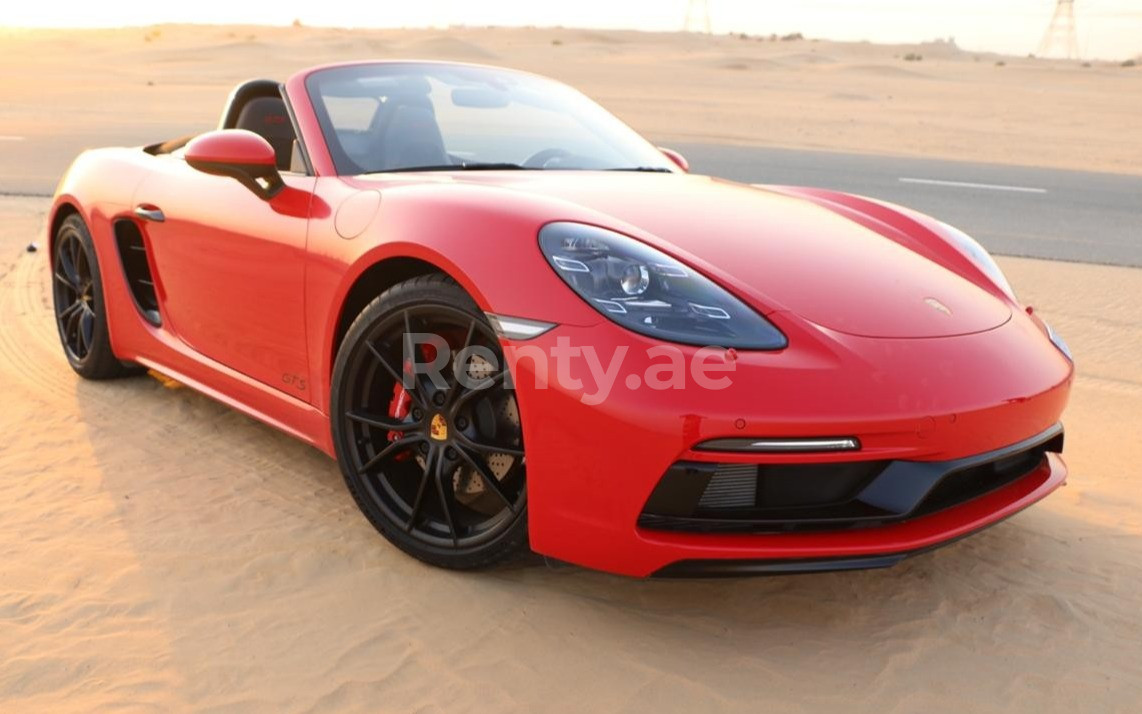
[{"left": 638, "top": 425, "right": 1064, "bottom": 535}]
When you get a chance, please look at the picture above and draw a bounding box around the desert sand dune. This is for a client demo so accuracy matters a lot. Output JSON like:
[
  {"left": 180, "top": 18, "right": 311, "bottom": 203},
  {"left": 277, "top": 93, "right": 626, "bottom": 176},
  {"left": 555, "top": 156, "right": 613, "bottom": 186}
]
[{"left": 0, "top": 25, "right": 1140, "bottom": 713}]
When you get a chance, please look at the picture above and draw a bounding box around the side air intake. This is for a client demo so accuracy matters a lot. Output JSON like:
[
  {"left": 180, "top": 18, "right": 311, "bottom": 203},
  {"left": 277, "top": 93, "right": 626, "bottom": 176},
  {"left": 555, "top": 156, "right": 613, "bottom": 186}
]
[{"left": 113, "top": 219, "right": 161, "bottom": 326}]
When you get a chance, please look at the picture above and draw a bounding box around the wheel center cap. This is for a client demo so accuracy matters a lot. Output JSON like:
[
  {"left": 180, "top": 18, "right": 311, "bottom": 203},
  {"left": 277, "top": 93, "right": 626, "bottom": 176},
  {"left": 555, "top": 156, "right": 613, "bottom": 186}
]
[{"left": 429, "top": 413, "right": 449, "bottom": 441}]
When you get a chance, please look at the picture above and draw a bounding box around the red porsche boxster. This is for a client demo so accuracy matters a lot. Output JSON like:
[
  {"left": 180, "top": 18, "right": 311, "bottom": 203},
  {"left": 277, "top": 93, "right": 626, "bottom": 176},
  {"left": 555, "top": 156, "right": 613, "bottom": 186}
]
[{"left": 48, "top": 61, "right": 1073, "bottom": 577}]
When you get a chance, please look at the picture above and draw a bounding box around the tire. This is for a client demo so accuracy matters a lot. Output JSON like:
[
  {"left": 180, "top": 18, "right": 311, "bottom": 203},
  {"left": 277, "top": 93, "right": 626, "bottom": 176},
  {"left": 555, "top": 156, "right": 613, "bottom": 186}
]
[
  {"left": 51, "top": 214, "right": 138, "bottom": 380},
  {"left": 330, "top": 274, "right": 529, "bottom": 570}
]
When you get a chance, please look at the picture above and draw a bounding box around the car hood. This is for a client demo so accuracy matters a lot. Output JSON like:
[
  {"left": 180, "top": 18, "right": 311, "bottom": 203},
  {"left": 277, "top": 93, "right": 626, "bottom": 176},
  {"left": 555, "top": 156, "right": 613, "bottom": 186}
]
[{"left": 389, "top": 172, "right": 1012, "bottom": 338}]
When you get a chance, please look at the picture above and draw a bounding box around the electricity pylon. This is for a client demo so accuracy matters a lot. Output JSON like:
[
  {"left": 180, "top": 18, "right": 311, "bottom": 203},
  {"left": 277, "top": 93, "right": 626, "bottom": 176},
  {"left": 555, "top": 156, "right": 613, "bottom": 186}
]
[
  {"left": 684, "top": 0, "right": 712, "bottom": 34},
  {"left": 1038, "top": 0, "right": 1080, "bottom": 59}
]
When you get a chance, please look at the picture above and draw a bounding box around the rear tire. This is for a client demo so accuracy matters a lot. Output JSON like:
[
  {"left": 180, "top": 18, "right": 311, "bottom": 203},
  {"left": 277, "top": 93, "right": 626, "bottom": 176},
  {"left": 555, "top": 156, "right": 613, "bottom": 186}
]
[
  {"left": 51, "top": 214, "right": 137, "bottom": 380},
  {"left": 331, "top": 274, "right": 529, "bottom": 570}
]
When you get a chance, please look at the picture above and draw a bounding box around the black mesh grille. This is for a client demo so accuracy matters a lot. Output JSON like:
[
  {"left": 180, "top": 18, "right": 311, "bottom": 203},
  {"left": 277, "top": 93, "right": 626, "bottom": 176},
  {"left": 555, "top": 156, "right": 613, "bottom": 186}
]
[{"left": 697, "top": 464, "right": 756, "bottom": 509}]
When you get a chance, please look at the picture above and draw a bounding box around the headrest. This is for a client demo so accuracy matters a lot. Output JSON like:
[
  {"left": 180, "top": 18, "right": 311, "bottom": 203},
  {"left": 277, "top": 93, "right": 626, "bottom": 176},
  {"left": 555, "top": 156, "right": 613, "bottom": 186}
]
[{"left": 235, "top": 97, "right": 295, "bottom": 141}]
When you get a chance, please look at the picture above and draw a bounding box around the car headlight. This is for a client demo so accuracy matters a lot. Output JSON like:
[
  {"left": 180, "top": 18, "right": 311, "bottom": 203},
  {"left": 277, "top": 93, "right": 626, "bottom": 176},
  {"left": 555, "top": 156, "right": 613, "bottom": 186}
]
[
  {"left": 539, "top": 222, "right": 787, "bottom": 349},
  {"left": 938, "top": 221, "right": 1016, "bottom": 300}
]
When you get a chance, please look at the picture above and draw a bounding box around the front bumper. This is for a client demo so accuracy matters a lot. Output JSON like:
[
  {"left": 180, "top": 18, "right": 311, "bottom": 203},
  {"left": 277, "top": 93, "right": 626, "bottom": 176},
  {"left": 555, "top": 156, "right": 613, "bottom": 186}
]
[{"left": 509, "top": 308, "right": 1073, "bottom": 577}]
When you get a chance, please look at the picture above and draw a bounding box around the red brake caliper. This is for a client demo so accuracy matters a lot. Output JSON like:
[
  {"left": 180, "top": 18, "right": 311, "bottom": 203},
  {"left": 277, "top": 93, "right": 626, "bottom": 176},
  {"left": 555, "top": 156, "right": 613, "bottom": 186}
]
[{"left": 386, "top": 342, "right": 439, "bottom": 454}]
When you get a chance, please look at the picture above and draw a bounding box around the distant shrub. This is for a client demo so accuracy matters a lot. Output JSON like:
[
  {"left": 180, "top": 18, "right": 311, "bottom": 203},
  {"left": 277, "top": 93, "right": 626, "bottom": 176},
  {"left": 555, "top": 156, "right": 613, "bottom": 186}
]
[
  {"left": 903, "top": 53, "right": 923, "bottom": 62},
  {"left": 780, "top": 33, "right": 803, "bottom": 41},
  {"left": 995, "top": 60, "right": 1007, "bottom": 67},
  {"left": 1082, "top": 61, "right": 1092, "bottom": 68},
  {"left": 552, "top": 39, "right": 563, "bottom": 46},
  {"left": 292, "top": 18, "right": 303, "bottom": 28},
  {"left": 1123, "top": 59, "right": 1138, "bottom": 67}
]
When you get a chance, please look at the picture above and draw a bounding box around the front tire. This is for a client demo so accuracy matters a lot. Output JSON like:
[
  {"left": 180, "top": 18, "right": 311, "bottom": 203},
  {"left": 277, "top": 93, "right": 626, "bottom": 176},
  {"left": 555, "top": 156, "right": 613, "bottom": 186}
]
[
  {"left": 51, "top": 214, "right": 136, "bottom": 380},
  {"left": 330, "top": 274, "right": 528, "bottom": 570}
]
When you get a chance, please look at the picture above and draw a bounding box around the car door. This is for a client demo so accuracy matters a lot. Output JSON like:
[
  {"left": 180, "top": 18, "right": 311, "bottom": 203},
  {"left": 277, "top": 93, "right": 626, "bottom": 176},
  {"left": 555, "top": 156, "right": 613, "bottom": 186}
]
[{"left": 133, "top": 155, "right": 315, "bottom": 401}]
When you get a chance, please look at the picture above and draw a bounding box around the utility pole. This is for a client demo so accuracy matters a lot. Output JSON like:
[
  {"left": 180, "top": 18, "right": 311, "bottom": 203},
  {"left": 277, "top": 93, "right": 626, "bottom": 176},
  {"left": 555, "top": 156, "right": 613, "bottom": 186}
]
[
  {"left": 1038, "top": 0, "right": 1080, "bottom": 59},
  {"left": 684, "top": 0, "right": 712, "bottom": 34}
]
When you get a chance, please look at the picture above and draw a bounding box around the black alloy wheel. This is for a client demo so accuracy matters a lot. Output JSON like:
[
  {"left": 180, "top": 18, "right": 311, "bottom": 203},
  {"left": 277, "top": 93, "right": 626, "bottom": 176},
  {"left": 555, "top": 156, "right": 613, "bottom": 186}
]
[
  {"left": 51, "top": 214, "right": 136, "bottom": 379},
  {"left": 331, "top": 275, "right": 528, "bottom": 569}
]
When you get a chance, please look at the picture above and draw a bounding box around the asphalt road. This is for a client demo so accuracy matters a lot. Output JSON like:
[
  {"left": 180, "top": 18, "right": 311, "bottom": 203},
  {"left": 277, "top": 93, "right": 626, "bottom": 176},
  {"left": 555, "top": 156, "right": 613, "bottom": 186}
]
[
  {"left": 675, "top": 143, "right": 1142, "bottom": 268},
  {"left": 3, "top": 134, "right": 1138, "bottom": 267}
]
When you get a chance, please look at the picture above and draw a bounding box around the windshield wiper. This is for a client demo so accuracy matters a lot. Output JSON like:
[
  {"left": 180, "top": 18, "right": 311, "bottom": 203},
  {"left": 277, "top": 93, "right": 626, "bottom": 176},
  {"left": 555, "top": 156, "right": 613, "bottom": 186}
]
[
  {"left": 384, "top": 161, "right": 533, "bottom": 172},
  {"left": 604, "top": 166, "right": 674, "bottom": 173}
]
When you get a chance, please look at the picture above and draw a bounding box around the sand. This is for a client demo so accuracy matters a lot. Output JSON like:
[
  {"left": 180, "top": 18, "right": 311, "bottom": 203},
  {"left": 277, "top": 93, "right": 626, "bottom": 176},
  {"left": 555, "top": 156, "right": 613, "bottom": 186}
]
[{"left": 0, "top": 25, "right": 1140, "bottom": 713}]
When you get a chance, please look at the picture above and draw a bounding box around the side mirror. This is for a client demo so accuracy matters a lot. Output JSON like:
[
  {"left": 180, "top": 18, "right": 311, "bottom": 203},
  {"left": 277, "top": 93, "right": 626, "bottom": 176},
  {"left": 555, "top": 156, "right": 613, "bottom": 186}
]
[
  {"left": 659, "top": 147, "right": 689, "bottom": 173},
  {"left": 185, "top": 130, "right": 284, "bottom": 199}
]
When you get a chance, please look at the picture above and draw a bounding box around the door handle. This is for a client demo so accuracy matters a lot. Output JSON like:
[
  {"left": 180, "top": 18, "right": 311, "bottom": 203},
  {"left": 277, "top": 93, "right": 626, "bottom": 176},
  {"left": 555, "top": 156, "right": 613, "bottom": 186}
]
[{"left": 133, "top": 205, "right": 165, "bottom": 223}]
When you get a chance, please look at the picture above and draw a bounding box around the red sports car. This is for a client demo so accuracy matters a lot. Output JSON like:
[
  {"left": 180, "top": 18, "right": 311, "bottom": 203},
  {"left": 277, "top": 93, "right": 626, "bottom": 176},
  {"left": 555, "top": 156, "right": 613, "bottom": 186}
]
[{"left": 48, "top": 61, "right": 1073, "bottom": 577}]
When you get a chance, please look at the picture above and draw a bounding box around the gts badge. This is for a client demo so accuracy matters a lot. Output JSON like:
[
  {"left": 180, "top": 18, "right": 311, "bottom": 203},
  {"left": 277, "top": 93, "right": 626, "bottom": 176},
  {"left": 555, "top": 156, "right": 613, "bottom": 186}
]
[{"left": 282, "top": 373, "right": 308, "bottom": 391}]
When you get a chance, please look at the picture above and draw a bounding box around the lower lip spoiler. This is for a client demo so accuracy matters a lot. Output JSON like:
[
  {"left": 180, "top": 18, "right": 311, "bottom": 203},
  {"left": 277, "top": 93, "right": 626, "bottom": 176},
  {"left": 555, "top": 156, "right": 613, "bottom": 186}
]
[{"left": 650, "top": 500, "right": 1025, "bottom": 578}]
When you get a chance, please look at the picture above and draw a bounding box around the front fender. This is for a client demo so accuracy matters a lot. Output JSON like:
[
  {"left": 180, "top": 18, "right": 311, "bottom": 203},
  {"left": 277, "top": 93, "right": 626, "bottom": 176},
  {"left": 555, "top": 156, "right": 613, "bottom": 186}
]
[{"left": 305, "top": 178, "right": 608, "bottom": 412}]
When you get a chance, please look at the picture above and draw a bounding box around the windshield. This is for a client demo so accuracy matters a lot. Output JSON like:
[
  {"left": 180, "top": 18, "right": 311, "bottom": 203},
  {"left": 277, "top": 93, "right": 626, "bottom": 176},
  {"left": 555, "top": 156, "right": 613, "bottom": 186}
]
[{"left": 304, "top": 62, "right": 677, "bottom": 175}]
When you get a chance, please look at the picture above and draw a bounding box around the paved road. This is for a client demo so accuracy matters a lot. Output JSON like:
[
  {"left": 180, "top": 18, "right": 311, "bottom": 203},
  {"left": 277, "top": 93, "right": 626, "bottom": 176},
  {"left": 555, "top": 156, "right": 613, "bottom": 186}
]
[
  {"left": 675, "top": 143, "right": 1142, "bottom": 268},
  {"left": 4, "top": 133, "right": 1138, "bottom": 267}
]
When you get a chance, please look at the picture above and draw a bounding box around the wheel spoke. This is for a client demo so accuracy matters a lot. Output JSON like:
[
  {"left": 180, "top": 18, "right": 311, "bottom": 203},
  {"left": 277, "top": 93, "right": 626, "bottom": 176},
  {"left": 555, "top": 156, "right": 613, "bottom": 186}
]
[
  {"left": 445, "top": 318, "right": 477, "bottom": 394},
  {"left": 54, "top": 271, "right": 76, "bottom": 289},
  {"left": 65, "top": 305, "right": 83, "bottom": 343},
  {"left": 359, "top": 434, "right": 422, "bottom": 474},
  {"left": 365, "top": 340, "right": 427, "bottom": 411},
  {"left": 455, "top": 446, "right": 515, "bottom": 511},
  {"left": 452, "top": 369, "right": 509, "bottom": 410},
  {"left": 455, "top": 431, "right": 525, "bottom": 457},
  {"left": 405, "top": 447, "right": 436, "bottom": 533},
  {"left": 401, "top": 311, "right": 417, "bottom": 386},
  {"left": 78, "top": 310, "right": 94, "bottom": 355},
  {"left": 434, "top": 452, "right": 460, "bottom": 545},
  {"left": 75, "top": 242, "right": 89, "bottom": 280},
  {"left": 69, "top": 236, "right": 82, "bottom": 281},
  {"left": 58, "top": 243, "right": 80, "bottom": 285},
  {"left": 346, "top": 410, "right": 421, "bottom": 432},
  {"left": 58, "top": 300, "right": 83, "bottom": 322},
  {"left": 63, "top": 308, "right": 77, "bottom": 335},
  {"left": 401, "top": 310, "right": 442, "bottom": 399}
]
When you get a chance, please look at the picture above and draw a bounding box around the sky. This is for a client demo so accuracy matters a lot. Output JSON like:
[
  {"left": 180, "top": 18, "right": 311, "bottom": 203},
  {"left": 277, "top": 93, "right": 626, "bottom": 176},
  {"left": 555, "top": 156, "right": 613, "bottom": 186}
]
[{"left": 3, "top": 0, "right": 1140, "bottom": 60}]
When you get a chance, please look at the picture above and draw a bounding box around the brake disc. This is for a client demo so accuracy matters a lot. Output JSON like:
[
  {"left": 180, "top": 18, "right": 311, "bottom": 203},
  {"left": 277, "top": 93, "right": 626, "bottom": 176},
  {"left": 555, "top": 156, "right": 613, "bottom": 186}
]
[{"left": 413, "top": 354, "right": 520, "bottom": 507}]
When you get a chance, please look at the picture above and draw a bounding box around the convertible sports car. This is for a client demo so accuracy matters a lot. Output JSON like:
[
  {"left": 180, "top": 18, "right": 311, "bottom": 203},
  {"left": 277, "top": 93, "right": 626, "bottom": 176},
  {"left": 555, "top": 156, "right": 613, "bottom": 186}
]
[{"left": 48, "top": 60, "right": 1073, "bottom": 577}]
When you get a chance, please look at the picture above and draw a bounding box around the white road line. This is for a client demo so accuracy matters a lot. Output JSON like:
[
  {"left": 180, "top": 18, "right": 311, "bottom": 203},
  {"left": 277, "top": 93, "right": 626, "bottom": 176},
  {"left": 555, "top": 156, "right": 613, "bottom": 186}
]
[
  {"left": 899, "top": 177, "right": 1048, "bottom": 194},
  {"left": 0, "top": 136, "right": 26, "bottom": 141}
]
